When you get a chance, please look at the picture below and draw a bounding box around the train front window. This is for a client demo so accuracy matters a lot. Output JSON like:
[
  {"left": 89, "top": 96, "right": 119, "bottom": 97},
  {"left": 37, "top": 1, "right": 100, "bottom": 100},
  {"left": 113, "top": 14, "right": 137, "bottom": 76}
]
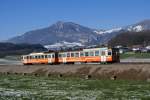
[
  {"left": 95, "top": 51, "right": 99, "bottom": 56},
  {"left": 108, "top": 51, "right": 112, "bottom": 56},
  {"left": 52, "top": 54, "right": 55, "bottom": 58}
]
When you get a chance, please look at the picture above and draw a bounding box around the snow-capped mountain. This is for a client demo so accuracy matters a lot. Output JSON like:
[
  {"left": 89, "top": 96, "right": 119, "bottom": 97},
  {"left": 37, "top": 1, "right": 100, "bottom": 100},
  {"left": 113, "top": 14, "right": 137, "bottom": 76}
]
[
  {"left": 108, "top": 20, "right": 150, "bottom": 46},
  {"left": 126, "top": 19, "right": 150, "bottom": 32},
  {"left": 127, "top": 25, "right": 144, "bottom": 32},
  {"left": 8, "top": 21, "right": 99, "bottom": 45},
  {"left": 7, "top": 19, "right": 150, "bottom": 48}
]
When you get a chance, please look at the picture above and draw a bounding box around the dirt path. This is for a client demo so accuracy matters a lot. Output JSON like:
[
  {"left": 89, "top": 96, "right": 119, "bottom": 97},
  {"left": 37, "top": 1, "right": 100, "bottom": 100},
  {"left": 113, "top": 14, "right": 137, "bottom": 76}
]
[{"left": 0, "top": 64, "right": 150, "bottom": 80}]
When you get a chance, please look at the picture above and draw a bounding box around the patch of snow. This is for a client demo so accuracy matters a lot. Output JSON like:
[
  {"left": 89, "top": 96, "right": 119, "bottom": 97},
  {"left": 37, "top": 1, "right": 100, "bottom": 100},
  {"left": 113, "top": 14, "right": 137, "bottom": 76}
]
[
  {"left": 127, "top": 26, "right": 133, "bottom": 31},
  {"left": 93, "top": 30, "right": 105, "bottom": 35},
  {"left": 104, "top": 27, "right": 122, "bottom": 34},
  {"left": 127, "top": 25, "right": 144, "bottom": 32},
  {"left": 44, "top": 41, "right": 84, "bottom": 50},
  {"left": 94, "top": 27, "right": 122, "bottom": 34},
  {"left": 133, "top": 25, "right": 143, "bottom": 32}
]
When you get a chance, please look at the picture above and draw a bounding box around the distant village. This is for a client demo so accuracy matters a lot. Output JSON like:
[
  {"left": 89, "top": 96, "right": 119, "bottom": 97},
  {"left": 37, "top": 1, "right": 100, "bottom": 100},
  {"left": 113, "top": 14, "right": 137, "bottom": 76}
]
[{"left": 115, "top": 45, "right": 150, "bottom": 54}]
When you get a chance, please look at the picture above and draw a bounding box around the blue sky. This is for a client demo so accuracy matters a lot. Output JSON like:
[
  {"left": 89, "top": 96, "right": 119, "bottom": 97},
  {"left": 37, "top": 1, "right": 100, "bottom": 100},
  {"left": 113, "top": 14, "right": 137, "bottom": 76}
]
[{"left": 0, "top": 0, "right": 150, "bottom": 40}]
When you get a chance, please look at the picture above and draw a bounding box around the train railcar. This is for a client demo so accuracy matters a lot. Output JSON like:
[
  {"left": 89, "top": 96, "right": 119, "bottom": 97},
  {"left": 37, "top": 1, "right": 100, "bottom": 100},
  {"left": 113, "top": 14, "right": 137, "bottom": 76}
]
[
  {"left": 58, "top": 47, "right": 119, "bottom": 64},
  {"left": 21, "top": 47, "right": 119, "bottom": 65},
  {"left": 21, "top": 52, "right": 58, "bottom": 65}
]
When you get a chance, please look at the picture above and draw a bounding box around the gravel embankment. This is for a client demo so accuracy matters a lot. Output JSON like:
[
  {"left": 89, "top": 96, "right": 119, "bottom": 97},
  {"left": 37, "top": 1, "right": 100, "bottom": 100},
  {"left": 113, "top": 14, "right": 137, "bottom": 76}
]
[{"left": 0, "top": 64, "right": 150, "bottom": 80}]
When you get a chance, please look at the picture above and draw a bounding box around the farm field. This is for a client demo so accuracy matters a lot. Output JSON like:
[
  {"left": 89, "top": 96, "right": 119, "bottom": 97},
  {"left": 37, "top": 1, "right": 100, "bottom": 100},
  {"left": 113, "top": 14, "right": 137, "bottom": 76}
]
[
  {"left": 120, "top": 52, "right": 150, "bottom": 59},
  {"left": 0, "top": 75, "right": 150, "bottom": 100}
]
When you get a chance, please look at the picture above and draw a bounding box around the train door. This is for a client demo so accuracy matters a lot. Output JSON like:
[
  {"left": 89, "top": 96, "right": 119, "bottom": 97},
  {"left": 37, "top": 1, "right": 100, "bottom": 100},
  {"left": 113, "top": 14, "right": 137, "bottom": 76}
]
[
  {"left": 101, "top": 50, "right": 107, "bottom": 62},
  {"left": 62, "top": 53, "right": 67, "bottom": 63},
  {"left": 48, "top": 54, "right": 52, "bottom": 64}
]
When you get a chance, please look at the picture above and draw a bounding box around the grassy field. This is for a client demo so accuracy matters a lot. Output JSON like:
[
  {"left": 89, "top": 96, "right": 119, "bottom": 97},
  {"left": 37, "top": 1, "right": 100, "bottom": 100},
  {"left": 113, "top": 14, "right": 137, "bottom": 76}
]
[
  {"left": 0, "top": 75, "right": 150, "bottom": 100},
  {"left": 120, "top": 52, "right": 150, "bottom": 59}
]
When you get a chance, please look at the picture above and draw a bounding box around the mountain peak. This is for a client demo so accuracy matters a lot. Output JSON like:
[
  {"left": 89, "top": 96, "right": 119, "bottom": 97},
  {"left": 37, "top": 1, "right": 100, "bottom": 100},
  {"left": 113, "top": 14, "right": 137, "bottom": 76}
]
[
  {"left": 55, "top": 21, "right": 64, "bottom": 25},
  {"left": 54, "top": 21, "right": 65, "bottom": 29},
  {"left": 126, "top": 19, "right": 150, "bottom": 32},
  {"left": 52, "top": 21, "right": 80, "bottom": 30}
]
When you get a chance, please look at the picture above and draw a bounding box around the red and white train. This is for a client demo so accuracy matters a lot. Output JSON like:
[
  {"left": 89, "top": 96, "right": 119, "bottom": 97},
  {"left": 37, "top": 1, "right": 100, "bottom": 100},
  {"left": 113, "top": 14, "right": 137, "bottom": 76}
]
[{"left": 21, "top": 47, "right": 120, "bottom": 65}]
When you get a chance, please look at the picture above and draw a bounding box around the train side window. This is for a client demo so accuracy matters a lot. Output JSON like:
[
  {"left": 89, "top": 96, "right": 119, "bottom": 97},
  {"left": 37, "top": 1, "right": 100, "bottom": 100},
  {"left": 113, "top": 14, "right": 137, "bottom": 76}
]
[
  {"left": 67, "top": 53, "right": 70, "bottom": 57},
  {"left": 80, "top": 52, "right": 84, "bottom": 57},
  {"left": 101, "top": 51, "right": 105, "bottom": 56},
  {"left": 45, "top": 55, "right": 47, "bottom": 58},
  {"left": 35, "top": 56, "right": 38, "bottom": 59},
  {"left": 89, "top": 51, "right": 94, "bottom": 56},
  {"left": 75, "top": 52, "right": 79, "bottom": 57},
  {"left": 58, "top": 54, "right": 62, "bottom": 58},
  {"left": 41, "top": 55, "right": 44, "bottom": 59},
  {"left": 38, "top": 55, "right": 40, "bottom": 59},
  {"left": 71, "top": 53, "right": 74, "bottom": 57},
  {"left": 95, "top": 51, "right": 99, "bottom": 56},
  {"left": 32, "top": 56, "right": 35, "bottom": 59},
  {"left": 85, "top": 52, "right": 89, "bottom": 56},
  {"left": 108, "top": 51, "right": 112, "bottom": 56},
  {"left": 62, "top": 53, "right": 66, "bottom": 57}
]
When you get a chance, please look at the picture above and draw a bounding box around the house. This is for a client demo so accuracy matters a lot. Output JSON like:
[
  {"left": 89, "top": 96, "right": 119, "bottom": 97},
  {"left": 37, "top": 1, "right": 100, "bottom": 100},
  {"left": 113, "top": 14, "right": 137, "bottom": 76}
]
[
  {"left": 115, "top": 45, "right": 130, "bottom": 54},
  {"left": 132, "top": 45, "right": 143, "bottom": 53}
]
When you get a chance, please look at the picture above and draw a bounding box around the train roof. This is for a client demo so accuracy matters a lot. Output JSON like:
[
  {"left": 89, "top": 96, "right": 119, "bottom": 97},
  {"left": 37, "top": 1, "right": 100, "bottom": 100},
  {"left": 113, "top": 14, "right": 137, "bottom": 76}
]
[
  {"left": 83, "top": 47, "right": 109, "bottom": 51},
  {"left": 22, "top": 47, "right": 115, "bottom": 56}
]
